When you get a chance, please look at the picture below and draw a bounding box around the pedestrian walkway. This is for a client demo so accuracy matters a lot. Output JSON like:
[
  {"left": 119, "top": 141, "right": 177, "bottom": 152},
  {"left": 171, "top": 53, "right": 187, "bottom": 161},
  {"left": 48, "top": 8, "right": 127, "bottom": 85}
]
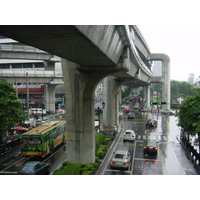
[{"left": 171, "top": 143, "right": 199, "bottom": 175}]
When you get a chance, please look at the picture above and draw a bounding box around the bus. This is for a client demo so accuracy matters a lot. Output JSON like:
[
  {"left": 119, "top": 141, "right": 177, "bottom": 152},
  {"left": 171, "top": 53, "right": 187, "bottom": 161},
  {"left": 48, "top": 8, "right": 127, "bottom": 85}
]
[{"left": 20, "top": 120, "right": 66, "bottom": 158}]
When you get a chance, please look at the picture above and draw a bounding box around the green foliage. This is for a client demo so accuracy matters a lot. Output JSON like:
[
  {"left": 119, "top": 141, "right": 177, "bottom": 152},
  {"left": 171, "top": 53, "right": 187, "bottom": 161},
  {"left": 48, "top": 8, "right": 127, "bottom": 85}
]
[
  {"left": 0, "top": 78, "right": 27, "bottom": 143},
  {"left": 121, "top": 86, "right": 131, "bottom": 99},
  {"left": 171, "top": 80, "right": 194, "bottom": 102},
  {"left": 177, "top": 88, "right": 200, "bottom": 150},
  {"left": 53, "top": 134, "right": 114, "bottom": 175},
  {"left": 96, "top": 145, "right": 107, "bottom": 159},
  {"left": 53, "top": 162, "right": 81, "bottom": 175},
  {"left": 177, "top": 88, "right": 200, "bottom": 134},
  {"left": 95, "top": 133, "right": 105, "bottom": 150}
]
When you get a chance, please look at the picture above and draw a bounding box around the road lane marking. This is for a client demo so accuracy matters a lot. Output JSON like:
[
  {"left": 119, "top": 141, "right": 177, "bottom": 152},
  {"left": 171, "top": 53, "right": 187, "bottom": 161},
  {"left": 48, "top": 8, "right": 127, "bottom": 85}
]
[{"left": 162, "top": 115, "right": 170, "bottom": 125}]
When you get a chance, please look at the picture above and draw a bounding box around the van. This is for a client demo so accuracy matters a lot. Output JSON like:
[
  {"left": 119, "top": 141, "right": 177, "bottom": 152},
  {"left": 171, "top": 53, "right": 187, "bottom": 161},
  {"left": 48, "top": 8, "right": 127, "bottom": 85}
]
[{"left": 30, "top": 108, "right": 46, "bottom": 115}]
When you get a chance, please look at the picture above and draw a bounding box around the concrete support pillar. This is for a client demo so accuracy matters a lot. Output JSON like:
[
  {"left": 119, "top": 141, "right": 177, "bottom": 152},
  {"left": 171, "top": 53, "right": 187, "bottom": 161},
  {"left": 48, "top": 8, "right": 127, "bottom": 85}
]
[
  {"left": 102, "top": 76, "right": 121, "bottom": 133},
  {"left": 118, "top": 88, "right": 122, "bottom": 104},
  {"left": 61, "top": 59, "right": 95, "bottom": 163},
  {"left": 45, "top": 84, "right": 56, "bottom": 111},
  {"left": 146, "top": 84, "right": 150, "bottom": 109},
  {"left": 162, "top": 57, "right": 170, "bottom": 109},
  {"left": 143, "top": 85, "right": 150, "bottom": 109},
  {"left": 143, "top": 86, "right": 147, "bottom": 108},
  {"left": 61, "top": 59, "right": 111, "bottom": 164}
]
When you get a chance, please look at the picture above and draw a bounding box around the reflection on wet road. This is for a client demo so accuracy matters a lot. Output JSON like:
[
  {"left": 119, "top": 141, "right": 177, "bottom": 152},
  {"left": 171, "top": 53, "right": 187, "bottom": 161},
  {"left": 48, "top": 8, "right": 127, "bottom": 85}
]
[{"left": 98, "top": 110, "right": 199, "bottom": 175}]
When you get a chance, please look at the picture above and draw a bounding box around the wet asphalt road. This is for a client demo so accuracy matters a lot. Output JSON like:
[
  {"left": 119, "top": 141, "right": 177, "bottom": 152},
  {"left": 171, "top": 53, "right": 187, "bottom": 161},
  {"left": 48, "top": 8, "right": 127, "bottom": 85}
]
[
  {"left": 0, "top": 110, "right": 199, "bottom": 175},
  {"left": 97, "top": 110, "right": 199, "bottom": 175}
]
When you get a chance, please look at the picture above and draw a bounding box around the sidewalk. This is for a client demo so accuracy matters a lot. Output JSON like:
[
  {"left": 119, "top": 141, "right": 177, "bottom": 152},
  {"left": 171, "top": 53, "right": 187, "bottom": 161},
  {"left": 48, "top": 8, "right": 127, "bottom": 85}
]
[{"left": 175, "top": 137, "right": 199, "bottom": 174}]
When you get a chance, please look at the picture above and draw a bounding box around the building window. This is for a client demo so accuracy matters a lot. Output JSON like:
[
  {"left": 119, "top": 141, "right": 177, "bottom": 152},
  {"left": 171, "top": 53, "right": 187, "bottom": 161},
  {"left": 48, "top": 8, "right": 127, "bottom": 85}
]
[
  {"left": 23, "top": 63, "right": 33, "bottom": 69},
  {"left": 0, "top": 64, "right": 10, "bottom": 69},
  {"left": 12, "top": 63, "right": 22, "bottom": 69},
  {"left": 35, "top": 63, "right": 44, "bottom": 68}
]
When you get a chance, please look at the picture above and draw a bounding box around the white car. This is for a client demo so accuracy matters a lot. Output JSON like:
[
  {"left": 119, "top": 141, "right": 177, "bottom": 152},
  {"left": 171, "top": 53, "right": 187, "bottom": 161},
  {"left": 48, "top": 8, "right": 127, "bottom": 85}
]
[{"left": 123, "top": 130, "right": 136, "bottom": 141}]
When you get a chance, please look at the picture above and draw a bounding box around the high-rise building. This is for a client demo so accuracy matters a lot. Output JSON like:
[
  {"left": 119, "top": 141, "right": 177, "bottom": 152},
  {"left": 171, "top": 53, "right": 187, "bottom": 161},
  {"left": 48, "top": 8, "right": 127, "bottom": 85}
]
[{"left": 188, "top": 73, "right": 195, "bottom": 84}]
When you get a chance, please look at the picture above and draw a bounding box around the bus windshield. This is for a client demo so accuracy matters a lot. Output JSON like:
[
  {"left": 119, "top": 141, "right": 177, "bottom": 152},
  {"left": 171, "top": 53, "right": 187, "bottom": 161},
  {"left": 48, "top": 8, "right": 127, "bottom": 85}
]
[{"left": 22, "top": 136, "right": 41, "bottom": 145}]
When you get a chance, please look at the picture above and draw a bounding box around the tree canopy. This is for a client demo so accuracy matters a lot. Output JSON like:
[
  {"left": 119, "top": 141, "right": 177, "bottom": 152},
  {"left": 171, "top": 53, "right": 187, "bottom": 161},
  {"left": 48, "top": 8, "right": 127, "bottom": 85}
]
[
  {"left": 0, "top": 78, "right": 26, "bottom": 144},
  {"left": 176, "top": 88, "right": 200, "bottom": 150},
  {"left": 171, "top": 80, "right": 194, "bottom": 102},
  {"left": 177, "top": 88, "right": 200, "bottom": 134}
]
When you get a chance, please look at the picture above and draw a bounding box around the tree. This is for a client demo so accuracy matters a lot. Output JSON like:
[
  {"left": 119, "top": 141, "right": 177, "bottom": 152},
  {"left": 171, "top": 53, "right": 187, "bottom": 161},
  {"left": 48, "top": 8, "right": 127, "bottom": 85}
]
[
  {"left": 0, "top": 78, "right": 26, "bottom": 144},
  {"left": 176, "top": 88, "right": 200, "bottom": 152},
  {"left": 171, "top": 80, "right": 194, "bottom": 103},
  {"left": 121, "top": 86, "right": 131, "bottom": 99}
]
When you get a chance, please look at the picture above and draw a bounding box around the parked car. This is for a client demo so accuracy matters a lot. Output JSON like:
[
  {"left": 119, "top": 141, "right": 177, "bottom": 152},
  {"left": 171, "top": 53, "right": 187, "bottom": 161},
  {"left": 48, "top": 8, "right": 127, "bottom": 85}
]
[
  {"left": 123, "top": 130, "right": 136, "bottom": 141},
  {"left": 17, "top": 161, "right": 50, "bottom": 175},
  {"left": 143, "top": 140, "right": 158, "bottom": 155},
  {"left": 146, "top": 119, "right": 157, "bottom": 127},
  {"left": 160, "top": 109, "right": 175, "bottom": 115},
  {"left": 110, "top": 150, "right": 131, "bottom": 170},
  {"left": 128, "top": 112, "right": 135, "bottom": 119}
]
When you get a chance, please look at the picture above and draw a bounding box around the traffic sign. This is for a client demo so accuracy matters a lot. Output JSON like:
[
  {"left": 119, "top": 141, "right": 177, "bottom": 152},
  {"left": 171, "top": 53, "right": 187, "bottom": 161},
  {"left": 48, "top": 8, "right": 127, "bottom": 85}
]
[{"left": 150, "top": 102, "right": 166, "bottom": 105}]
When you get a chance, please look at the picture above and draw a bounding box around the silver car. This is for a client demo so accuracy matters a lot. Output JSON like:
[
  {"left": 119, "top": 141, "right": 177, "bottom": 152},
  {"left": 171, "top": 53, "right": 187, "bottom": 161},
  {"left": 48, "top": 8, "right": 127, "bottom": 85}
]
[
  {"left": 160, "top": 109, "right": 175, "bottom": 115},
  {"left": 110, "top": 150, "right": 131, "bottom": 170},
  {"left": 123, "top": 130, "right": 136, "bottom": 141}
]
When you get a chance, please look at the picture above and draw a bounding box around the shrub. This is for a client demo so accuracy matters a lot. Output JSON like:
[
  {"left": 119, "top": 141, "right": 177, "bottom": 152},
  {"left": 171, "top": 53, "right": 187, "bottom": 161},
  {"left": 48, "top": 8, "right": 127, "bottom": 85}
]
[
  {"left": 53, "top": 162, "right": 81, "bottom": 175},
  {"left": 95, "top": 133, "right": 105, "bottom": 150},
  {"left": 52, "top": 134, "right": 114, "bottom": 175},
  {"left": 96, "top": 145, "right": 107, "bottom": 159}
]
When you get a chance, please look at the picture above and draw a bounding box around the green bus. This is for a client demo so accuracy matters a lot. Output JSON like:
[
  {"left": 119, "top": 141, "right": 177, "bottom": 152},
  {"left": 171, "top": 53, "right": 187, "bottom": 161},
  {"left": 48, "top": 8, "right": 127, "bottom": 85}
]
[{"left": 20, "top": 120, "right": 66, "bottom": 158}]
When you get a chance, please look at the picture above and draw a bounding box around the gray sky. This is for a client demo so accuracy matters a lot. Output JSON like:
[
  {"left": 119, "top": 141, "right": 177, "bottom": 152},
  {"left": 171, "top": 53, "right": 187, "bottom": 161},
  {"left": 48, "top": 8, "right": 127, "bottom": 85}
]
[{"left": 138, "top": 25, "right": 200, "bottom": 82}]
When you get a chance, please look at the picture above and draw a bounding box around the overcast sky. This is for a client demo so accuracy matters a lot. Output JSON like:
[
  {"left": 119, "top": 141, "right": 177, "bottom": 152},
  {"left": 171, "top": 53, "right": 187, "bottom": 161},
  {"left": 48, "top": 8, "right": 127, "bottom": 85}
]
[
  {"left": 3, "top": 2, "right": 200, "bottom": 83},
  {"left": 138, "top": 25, "right": 200, "bottom": 82}
]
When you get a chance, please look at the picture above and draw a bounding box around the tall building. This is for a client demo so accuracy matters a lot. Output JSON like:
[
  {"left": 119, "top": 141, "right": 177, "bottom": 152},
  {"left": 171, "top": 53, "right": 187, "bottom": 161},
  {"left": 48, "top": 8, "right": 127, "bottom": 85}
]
[{"left": 188, "top": 73, "right": 195, "bottom": 84}]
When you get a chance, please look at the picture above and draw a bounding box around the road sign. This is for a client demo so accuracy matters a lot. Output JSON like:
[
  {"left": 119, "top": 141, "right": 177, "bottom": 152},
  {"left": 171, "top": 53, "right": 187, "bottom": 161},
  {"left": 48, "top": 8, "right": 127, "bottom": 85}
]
[{"left": 150, "top": 102, "right": 166, "bottom": 105}]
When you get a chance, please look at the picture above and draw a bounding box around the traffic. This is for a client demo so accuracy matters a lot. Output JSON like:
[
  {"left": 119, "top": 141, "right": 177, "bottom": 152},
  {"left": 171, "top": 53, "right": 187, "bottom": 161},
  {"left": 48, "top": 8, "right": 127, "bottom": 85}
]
[
  {"left": 0, "top": 98, "right": 199, "bottom": 175},
  {"left": 96, "top": 101, "right": 199, "bottom": 175}
]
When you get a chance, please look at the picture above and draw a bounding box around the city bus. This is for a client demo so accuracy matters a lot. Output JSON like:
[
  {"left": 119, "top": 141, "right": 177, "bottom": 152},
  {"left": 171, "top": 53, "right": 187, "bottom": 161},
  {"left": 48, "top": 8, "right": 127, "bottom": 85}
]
[{"left": 20, "top": 120, "right": 66, "bottom": 158}]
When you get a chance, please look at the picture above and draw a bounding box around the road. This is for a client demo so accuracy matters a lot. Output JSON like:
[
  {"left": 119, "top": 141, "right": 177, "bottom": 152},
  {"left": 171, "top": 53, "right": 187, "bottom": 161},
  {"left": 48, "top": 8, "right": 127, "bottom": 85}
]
[
  {"left": 0, "top": 144, "right": 67, "bottom": 175},
  {"left": 96, "top": 109, "right": 199, "bottom": 175},
  {"left": 0, "top": 109, "right": 198, "bottom": 175}
]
